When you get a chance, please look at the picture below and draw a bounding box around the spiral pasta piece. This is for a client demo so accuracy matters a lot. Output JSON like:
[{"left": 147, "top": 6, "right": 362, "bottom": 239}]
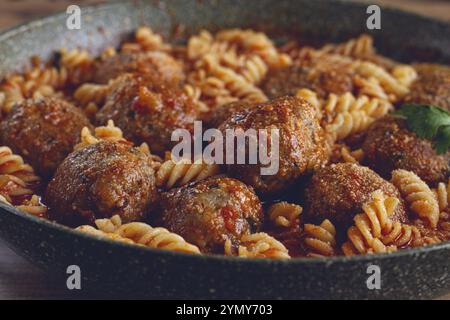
[
  {"left": 183, "top": 84, "right": 209, "bottom": 112},
  {"left": 391, "top": 170, "right": 440, "bottom": 228},
  {"left": 186, "top": 28, "right": 292, "bottom": 109},
  {"left": 355, "top": 61, "right": 411, "bottom": 99},
  {"left": 0, "top": 146, "right": 40, "bottom": 184},
  {"left": 156, "top": 158, "right": 221, "bottom": 189},
  {"left": 74, "top": 83, "right": 109, "bottom": 106},
  {"left": 353, "top": 75, "right": 391, "bottom": 101},
  {"left": 0, "top": 174, "right": 34, "bottom": 203},
  {"left": 135, "top": 26, "right": 170, "bottom": 52},
  {"left": 16, "top": 195, "right": 48, "bottom": 218},
  {"left": 241, "top": 55, "right": 269, "bottom": 84},
  {"left": 268, "top": 202, "right": 302, "bottom": 228},
  {"left": 319, "top": 34, "right": 375, "bottom": 58},
  {"left": 341, "top": 190, "right": 399, "bottom": 255},
  {"left": 225, "top": 233, "right": 290, "bottom": 259},
  {"left": 296, "top": 88, "right": 321, "bottom": 116},
  {"left": 59, "top": 48, "right": 94, "bottom": 84},
  {"left": 340, "top": 146, "right": 365, "bottom": 164},
  {"left": 432, "top": 178, "right": 450, "bottom": 212},
  {"left": 304, "top": 219, "right": 337, "bottom": 257},
  {"left": 0, "top": 80, "right": 25, "bottom": 113},
  {"left": 392, "top": 65, "right": 418, "bottom": 88},
  {"left": 76, "top": 225, "right": 135, "bottom": 244},
  {"left": 74, "top": 120, "right": 128, "bottom": 151},
  {"left": 324, "top": 92, "right": 392, "bottom": 141},
  {"left": 80, "top": 215, "right": 201, "bottom": 254},
  {"left": 215, "top": 29, "right": 292, "bottom": 68}
]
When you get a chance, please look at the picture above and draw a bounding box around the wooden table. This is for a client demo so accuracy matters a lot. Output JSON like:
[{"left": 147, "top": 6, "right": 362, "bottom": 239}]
[{"left": 0, "top": 0, "right": 449, "bottom": 300}]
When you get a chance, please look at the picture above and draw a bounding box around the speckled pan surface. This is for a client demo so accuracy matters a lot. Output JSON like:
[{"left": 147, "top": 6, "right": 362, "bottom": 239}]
[{"left": 0, "top": 0, "right": 449, "bottom": 299}]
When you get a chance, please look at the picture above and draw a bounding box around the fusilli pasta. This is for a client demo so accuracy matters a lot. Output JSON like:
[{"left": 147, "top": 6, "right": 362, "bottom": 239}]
[
  {"left": 319, "top": 34, "right": 375, "bottom": 58},
  {"left": 340, "top": 146, "right": 365, "bottom": 164},
  {"left": 304, "top": 219, "right": 337, "bottom": 257},
  {"left": 156, "top": 158, "right": 221, "bottom": 189},
  {"left": 16, "top": 195, "right": 48, "bottom": 218},
  {"left": 341, "top": 190, "right": 400, "bottom": 255},
  {"left": 391, "top": 169, "right": 440, "bottom": 228},
  {"left": 87, "top": 215, "right": 201, "bottom": 254},
  {"left": 74, "top": 83, "right": 109, "bottom": 106},
  {"left": 355, "top": 61, "right": 414, "bottom": 100},
  {"left": 268, "top": 202, "right": 302, "bottom": 228},
  {"left": 0, "top": 146, "right": 40, "bottom": 184},
  {"left": 324, "top": 92, "right": 392, "bottom": 141},
  {"left": 225, "top": 233, "right": 290, "bottom": 259},
  {"left": 74, "top": 120, "right": 128, "bottom": 151}
]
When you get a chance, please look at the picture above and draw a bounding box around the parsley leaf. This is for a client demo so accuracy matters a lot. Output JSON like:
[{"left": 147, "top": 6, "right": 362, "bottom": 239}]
[
  {"left": 392, "top": 104, "right": 450, "bottom": 155},
  {"left": 435, "top": 126, "right": 450, "bottom": 155}
]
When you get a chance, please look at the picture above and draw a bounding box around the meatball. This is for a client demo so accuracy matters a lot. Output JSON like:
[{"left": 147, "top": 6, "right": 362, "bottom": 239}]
[
  {"left": 205, "top": 100, "right": 257, "bottom": 129},
  {"left": 45, "top": 141, "right": 157, "bottom": 227},
  {"left": 219, "top": 96, "right": 328, "bottom": 195},
  {"left": 93, "top": 51, "right": 185, "bottom": 85},
  {"left": 262, "top": 58, "right": 354, "bottom": 99},
  {"left": 403, "top": 63, "right": 450, "bottom": 110},
  {"left": 157, "top": 176, "right": 263, "bottom": 253},
  {"left": 362, "top": 116, "right": 450, "bottom": 186},
  {"left": 96, "top": 73, "right": 197, "bottom": 155},
  {"left": 0, "top": 97, "right": 92, "bottom": 179},
  {"left": 304, "top": 163, "right": 408, "bottom": 233}
]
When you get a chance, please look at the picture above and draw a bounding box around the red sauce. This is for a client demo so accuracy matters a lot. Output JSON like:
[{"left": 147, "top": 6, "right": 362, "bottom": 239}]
[{"left": 221, "top": 207, "right": 237, "bottom": 232}]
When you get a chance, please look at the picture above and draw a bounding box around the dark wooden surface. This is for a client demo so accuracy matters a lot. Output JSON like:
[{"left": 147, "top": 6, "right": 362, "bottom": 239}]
[{"left": 0, "top": 0, "right": 449, "bottom": 300}]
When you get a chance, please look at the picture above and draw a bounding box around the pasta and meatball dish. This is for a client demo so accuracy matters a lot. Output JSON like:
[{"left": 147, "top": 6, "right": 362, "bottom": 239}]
[{"left": 0, "top": 27, "right": 449, "bottom": 259}]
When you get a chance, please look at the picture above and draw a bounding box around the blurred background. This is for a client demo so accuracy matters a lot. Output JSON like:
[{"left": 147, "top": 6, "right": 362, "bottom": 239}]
[{"left": 0, "top": 0, "right": 449, "bottom": 31}]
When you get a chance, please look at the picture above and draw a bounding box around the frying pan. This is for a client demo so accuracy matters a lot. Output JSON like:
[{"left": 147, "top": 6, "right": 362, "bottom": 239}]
[{"left": 0, "top": 0, "right": 449, "bottom": 299}]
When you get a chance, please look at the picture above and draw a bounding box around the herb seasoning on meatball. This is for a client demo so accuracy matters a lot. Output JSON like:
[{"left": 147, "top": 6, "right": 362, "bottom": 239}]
[
  {"left": 45, "top": 141, "right": 158, "bottom": 227},
  {"left": 219, "top": 96, "right": 328, "bottom": 195},
  {"left": 304, "top": 163, "right": 408, "bottom": 234},
  {"left": 0, "top": 97, "right": 93, "bottom": 179},
  {"left": 362, "top": 116, "right": 450, "bottom": 186},
  {"left": 157, "top": 176, "right": 264, "bottom": 253},
  {"left": 96, "top": 73, "right": 197, "bottom": 155}
]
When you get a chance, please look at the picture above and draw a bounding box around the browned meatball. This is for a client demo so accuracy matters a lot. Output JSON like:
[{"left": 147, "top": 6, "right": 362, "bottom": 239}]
[
  {"left": 304, "top": 163, "right": 408, "bottom": 233},
  {"left": 45, "top": 141, "right": 157, "bottom": 227},
  {"left": 205, "top": 100, "right": 257, "bottom": 129},
  {"left": 157, "top": 176, "right": 263, "bottom": 253},
  {"left": 403, "top": 63, "right": 450, "bottom": 110},
  {"left": 219, "top": 96, "right": 328, "bottom": 195},
  {"left": 362, "top": 116, "right": 450, "bottom": 186},
  {"left": 262, "top": 58, "right": 354, "bottom": 99},
  {"left": 96, "top": 73, "right": 197, "bottom": 155},
  {"left": 93, "top": 52, "right": 185, "bottom": 85},
  {"left": 0, "top": 97, "right": 92, "bottom": 179}
]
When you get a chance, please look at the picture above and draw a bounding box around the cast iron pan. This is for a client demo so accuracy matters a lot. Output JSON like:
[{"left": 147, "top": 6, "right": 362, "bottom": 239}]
[{"left": 0, "top": 0, "right": 449, "bottom": 299}]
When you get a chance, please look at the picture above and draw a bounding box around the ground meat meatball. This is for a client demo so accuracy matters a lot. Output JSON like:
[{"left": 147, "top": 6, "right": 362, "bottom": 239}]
[
  {"left": 262, "top": 59, "right": 354, "bottom": 99},
  {"left": 403, "top": 63, "right": 450, "bottom": 110},
  {"left": 362, "top": 116, "right": 450, "bottom": 186},
  {"left": 93, "top": 51, "right": 185, "bottom": 85},
  {"left": 219, "top": 96, "right": 328, "bottom": 195},
  {"left": 157, "top": 176, "right": 263, "bottom": 253},
  {"left": 0, "top": 97, "right": 92, "bottom": 179},
  {"left": 205, "top": 100, "right": 257, "bottom": 129},
  {"left": 96, "top": 73, "right": 197, "bottom": 155},
  {"left": 304, "top": 163, "right": 408, "bottom": 234},
  {"left": 45, "top": 141, "right": 157, "bottom": 227}
]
